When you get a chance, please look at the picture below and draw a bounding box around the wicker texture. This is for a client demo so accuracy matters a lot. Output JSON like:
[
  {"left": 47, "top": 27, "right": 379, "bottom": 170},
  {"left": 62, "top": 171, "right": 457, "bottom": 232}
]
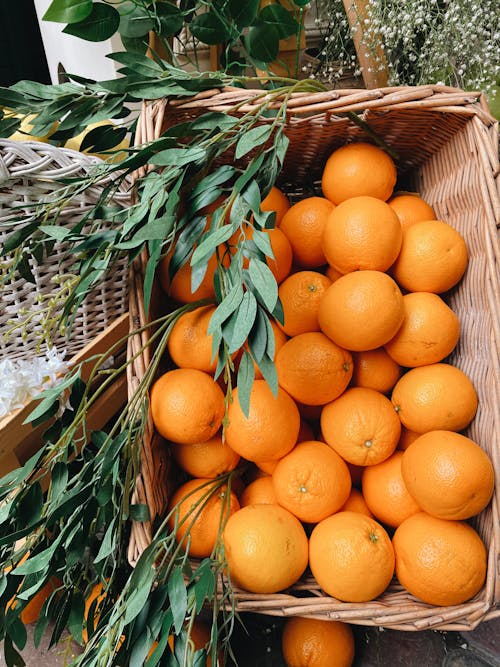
[
  {"left": 0, "top": 140, "right": 130, "bottom": 360},
  {"left": 128, "top": 85, "right": 500, "bottom": 630}
]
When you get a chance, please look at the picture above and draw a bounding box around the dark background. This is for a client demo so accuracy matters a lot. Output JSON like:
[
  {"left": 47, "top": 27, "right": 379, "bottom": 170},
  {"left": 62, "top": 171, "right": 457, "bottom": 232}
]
[{"left": 1, "top": 0, "right": 50, "bottom": 86}]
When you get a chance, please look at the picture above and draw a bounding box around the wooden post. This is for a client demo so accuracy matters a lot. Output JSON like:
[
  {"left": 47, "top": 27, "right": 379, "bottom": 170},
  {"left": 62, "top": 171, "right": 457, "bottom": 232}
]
[{"left": 342, "top": 0, "right": 389, "bottom": 89}]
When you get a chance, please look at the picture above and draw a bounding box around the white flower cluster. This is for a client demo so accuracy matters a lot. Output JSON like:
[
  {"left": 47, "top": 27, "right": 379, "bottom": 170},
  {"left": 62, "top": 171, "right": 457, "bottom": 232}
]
[
  {"left": 310, "top": 0, "right": 500, "bottom": 94},
  {"left": 0, "top": 348, "right": 68, "bottom": 418}
]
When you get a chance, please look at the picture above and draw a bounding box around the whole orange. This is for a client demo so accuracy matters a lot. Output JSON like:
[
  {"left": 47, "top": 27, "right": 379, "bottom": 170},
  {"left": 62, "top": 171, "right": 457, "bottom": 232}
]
[
  {"left": 309, "top": 511, "right": 395, "bottom": 602},
  {"left": 150, "top": 369, "right": 225, "bottom": 444},
  {"left": 391, "top": 220, "right": 468, "bottom": 293},
  {"left": 19, "top": 578, "right": 60, "bottom": 625},
  {"left": 340, "top": 488, "right": 373, "bottom": 517},
  {"left": 223, "top": 504, "right": 308, "bottom": 593},
  {"left": 318, "top": 271, "right": 405, "bottom": 351},
  {"left": 261, "top": 185, "right": 290, "bottom": 226},
  {"left": 240, "top": 476, "right": 278, "bottom": 506},
  {"left": 159, "top": 247, "right": 217, "bottom": 303},
  {"left": 276, "top": 332, "right": 353, "bottom": 406},
  {"left": 278, "top": 271, "right": 332, "bottom": 336},
  {"left": 351, "top": 348, "right": 402, "bottom": 394},
  {"left": 322, "top": 196, "right": 402, "bottom": 274},
  {"left": 279, "top": 196, "right": 334, "bottom": 267},
  {"left": 171, "top": 434, "right": 240, "bottom": 478},
  {"left": 391, "top": 363, "right": 478, "bottom": 433},
  {"left": 272, "top": 441, "right": 351, "bottom": 523},
  {"left": 393, "top": 512, "right": 487, "bottom": 606},
  {"left": 281, "top": 617, "right": 355, "bottom": 667},
  {"left": 321, "top": 142, "right": 397, "bottom": 204},
  {"left": 321, "top": 387, "right": 401, "bottom": 466},
  {"left": 387, "top": 193, "right": 435, "bottom": 230},
  {"left": 361, "top": 451, "right": 421, "bottom": 528},
  {"left": 401, "top": 430, "right": 494, "bottom": 520},
  {"left": 167, "top": 305, "right": 218, "bottom": 373},
  {"left": 225, "top": 380, "right": 300, "bottom": 462},
  {"left": 384, "top": 292, "right": 460, "bottom": 367},
  {"left": 168, "top": 478, "right": 240, "bottom": 558}
]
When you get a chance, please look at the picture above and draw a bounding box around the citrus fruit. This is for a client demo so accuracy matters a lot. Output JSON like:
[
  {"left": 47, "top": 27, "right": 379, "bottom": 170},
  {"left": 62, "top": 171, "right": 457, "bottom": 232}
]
[
  {"left": 321, "top": 142, "right": 397, "bottom": 204},
  {"left": 225, "top": 380, "right": 300, "bottom": 462},
  {"left": 167, "top": 305, "right": 218, "bottom": 373},
  {"left": 272, "top": 441, "right": 351, "bottom": 523},
  {"left": 391, "top": 363, "right": 478, "bottom": 433},
  {"left": 83, "top": 582, "right": 107, "bottom": 643},
  {"left": 397, "top": 427, "right": 420, "bottom": 451},
  {"left": 150, "top": 369, "right": 225, "bottom": 445},
  {"left": 159, "top": 248, "right": 218, "bottom": 303},
  {"left": 19, "top": 578, "right": 60, "bottom": 625},
  {"left": 340, "top": 488, "right": 373, "bottom": 517},
  {"left": 321, "top": 387, "right": 401, "bottom": 466},
  {"left": 325, "top": 265, "right": 343, "bottom": 283},
  {"left": 387, "top": 193, "right": 436, "bottom": 230},
  {"left": 391, "top": 220, "right": 468, "bottom": 293},
  {"left": 318, "top": 271, "right": 405, "bottom": 351},
  {"left": 279, "top": 197, "right": 334, "bottom": 267},
  {"left": 393, "top": 512, "right": 487, "bottom": 606},
  {"left": 281, "top": 617, "right": 355, "bottom": 667},
  {"left": 309, "top": 511, "right": 395, "bottom": 602},
  {"left": 168, "top": 478, "right": 240, "bottom": 558},
  {"left": 8, "top": 112, "right": 58, "bottom": 143},
  {"left": 255, "top": 458, "right": 280, "bottom": 475},
  {"left": 276, "top": 332, "right": 353, "bottom": 406},
  {"left": 361, "top": 451, "right": 421, "bottom": 528},
  {"left": 401, "top": 430, "right": 494, "bottom": 520},
  {"left": 233, "top": 226, "right": 293, "bottom": 284},
  {"left": 171, "top": 434, "right": 240, "bottom": 478},
  {"left": 240, "top": 476, "right": 278, "bottom": 506},
  {"left": 351, "top": 348, "right": 402, "bottom": 394},
  {"left": 322, "top": 196, "right": 402, "bottom": 274},
  {"left": 261, "top": 185, "right": 290, "bottom": 226},
  {"left": 278, "top": 271, "right": 332, "bottom": 336},
  {"left": 223, "top": 504, "right": 308, "bottom": 593},
  {"left": 384, "top": 292, "right": 460, "bottom": 367}
]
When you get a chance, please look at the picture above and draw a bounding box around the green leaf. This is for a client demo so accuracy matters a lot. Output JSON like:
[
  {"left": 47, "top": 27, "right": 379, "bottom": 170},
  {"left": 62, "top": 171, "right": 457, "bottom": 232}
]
[
  {"left": 50, "top": 463, "right": 69, "bottom": 503},
  {"left": 248, "top": 307, "right": 269, "bottom": 364},
  {"left": 43, "top": 0, "right": 92, "bottom": 23},
  {"left": 130, "top": 628, "right": 154, "bottom": 667},
  {"left": 68, "top": 592, "right": 85, "bottom": 645},
  {"left": 94, "top": 517, "right": 117, "bottom": 563},
  {"left": 34, "top": 613, "right": 50, "bottom": 649},
  {"left": 156, "top": 2, "right": 184, "bottom": 36},
  {"left": 63, "top": 3, "right": 120, "bottom": 42},
  {"left": 234, "top": 153, "right": 265, "bottom": 192},
  {"left": 80, "top": 125, "right": 127, "bottom": 152},
  {"left": 228, "top": 0, "right": 260, "bottom": 28},
  {"left": 119, "top": 5, "right": 154, "bottom": 38},
  {"left": 108, "top": 50, "right": 164, "bottom": 77},
  {"left": 208, "top": 283, "right": 244, "bottom": 334},
  {"left": 143, "top": 240, "right": 162, "bottom": 316},
  {"left": 235, "top": 124, "right": 273, "bottom": 160},
  {"left": 191, "top": 225, "right": 234, "bottom": 266},
  {"left": 248, "top": 259, "right": 278, "bottom": 312},
  {"left": 151, "top": 146, "right": 207, "bottom": 167},
  {"left": 123, "top": 548, "right": 156, "bottom": 624},
  {"left": 120, "top": 33, "right": 149, "bottom": 54},
  {"left": 259, "top": 4, "right": 300, "bottom": 39},
  {"left": 251, "top": 229, "right": 273, "bottom": 257},
  {"left": 245, "top": 23, "right": 280, "bottom": 63},
  {"left": 4, "top": 635, "right": 25, "bottom": 667},
  {"left": 38, "top": 225, "right": 71, "bottom": 241},
  {"left": 17, "top": 482, "right": 43, "bottom": 529},
  {"left": 189, "top": 11, "right": 232, "bottom": 45},
  {"left": 236, "top": 351, "right": 255, "bottom": 417},
  {"left": 227, "top": 290, "right": 257, "bottom": 354},
  {"left": 130, "top": 504, "right": 150, "bottom": 522},
  {"left": 1, "top": 222, "right": 39, "bottom": 256},
  {"left": 168, "top": 567, "right": 187, "bottom": 635},
  {"left": 15, "top": 546, "right": 55, "bottom": 575},
  {"left": 255, "top": 352, "right": 278, "bottom": 396},
  {"left": 192, "top": 561, "right": 215, "bottom": 614},
  {"left": 24, "top": 369, "right": 80, "bottom": 424},
  {"left": 8, "top": 617, "right": 27, "bottom": 651},
  {"left": 190, "top": 113, "right": 237, "bottom": 132}
]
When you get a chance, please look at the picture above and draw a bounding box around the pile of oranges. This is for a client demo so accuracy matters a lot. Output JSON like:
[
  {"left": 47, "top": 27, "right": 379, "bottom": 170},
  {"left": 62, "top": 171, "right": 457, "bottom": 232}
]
[{"left": 150, "top": 141, "right": 494, "bottom": 615}]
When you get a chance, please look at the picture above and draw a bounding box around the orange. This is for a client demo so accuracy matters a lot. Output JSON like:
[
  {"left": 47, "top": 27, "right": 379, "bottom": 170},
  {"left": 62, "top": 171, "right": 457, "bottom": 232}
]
[
  {"left": 325, "top": 265, "right": 343, "bottom": 283},
  {"left": 391, "top": 363, "right": 478, "bottom": 433},
  {"left": 392, "top": 512, "right": 487, "bottom": 606},
  {"left": 276, "top": 332, "right": 353, "bottom": 406},
  {"left": 272, "top": 441, "right": 351, "bottom": 523},
  {"left": 159, "top": 247, "right": 218, "bottom": 303},
  {"left": 321, "top": 142, "right": 397, "bottom": 204},
  {"left": 279, "top": 197, "right": 334, "bottom": 267},
  {"left": 391, "top": 220, "right": 468, "bottom": 293},
  {"left": 361, "top": 451, "right": 421, "bottom": 528},
  {"left": 223, "top": 504, "right": 308, "bottom": 593},
  {"left": 233, "top": 226, "right": 293, "bottom": 284},
  {"left": 150, "top": 369, "right": 225, "bottom": 445},
  {"left": 309, "top": 511, "right": 395, "bottom": 602},
  {"left": 83, "top": 582, "right": 107, "bottom": 643},
  {"left": 261, "top": 185, "right": 290, "bottom": 226},
  {"left": 240, "top": 475, "right": 278, "bottom": 506},
  {"left": 171, "top": 434, "right": 240, "bottom": 478},
  {"left": 318, "top": 271, "right": 405, "bottom": 351},
  {"left": 168, "top": 478, "right": 240, "bottom": 558},
  {"left": 254, "top": 319, "right": 288, "bottom": 379},
  {"left": 322, "top": 196, "right": 402, "bottom": 274},
  {"left": 281, "top": 617, "right": 355, "bottom": 667},
  {"left": 351, "top": 348, "right": 402, "bottom": 394},
  {"left": 384, "top": 292, "right": 460, "bottom": 367},
  {"left": 387, "top": 193, "right": 436, "bottom": 230},
  {"left": 340, "top": 488, "right": 373, "bottom": 517},
  {"left": 255, "top": 458, "right": 279, "bottom": 475},
  {"left": 225, "top": 380, "right": 300, "bottom": 462},
  {"left": 401, "top": 430, "right": 494, "bottom": 520},
  {"left": 167, "top": 305, "right": 218, "bottom": 373},
  {"left": 397, "top": 426, "right": 420, "bottom": 451},
  {"left": 321, "top": 387, "right": 401, "bottom": 466},
  {"left": 19, "top": 578, "right": 59, "bottom": 625},
  {"left": 278, "top": 271, "right": 332, "bottom": 336}
]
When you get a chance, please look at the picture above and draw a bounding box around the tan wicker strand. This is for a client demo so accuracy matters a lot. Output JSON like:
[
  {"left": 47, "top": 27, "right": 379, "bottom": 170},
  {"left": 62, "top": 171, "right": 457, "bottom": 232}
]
[{"left": 127, "top": 86, "right": 500, "bottom": 630}]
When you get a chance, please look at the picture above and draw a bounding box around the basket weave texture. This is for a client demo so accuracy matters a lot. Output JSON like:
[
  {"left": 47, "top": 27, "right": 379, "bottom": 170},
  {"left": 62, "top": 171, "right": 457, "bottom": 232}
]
[
  {"left": 128, "top": 85, "right": 500, "bottom": 631},
  {"left": 0, "top": 140, "right": 130, "bottom": 361}
]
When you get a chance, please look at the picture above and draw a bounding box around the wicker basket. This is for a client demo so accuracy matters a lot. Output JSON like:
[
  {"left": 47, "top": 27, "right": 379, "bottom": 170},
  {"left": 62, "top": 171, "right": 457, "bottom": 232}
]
[
  {"left": 128, "top": 85, "right": 500, "bottom": 631},
  {"left": 0, "top": 140, "right": 130, "bottom": 361}
]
